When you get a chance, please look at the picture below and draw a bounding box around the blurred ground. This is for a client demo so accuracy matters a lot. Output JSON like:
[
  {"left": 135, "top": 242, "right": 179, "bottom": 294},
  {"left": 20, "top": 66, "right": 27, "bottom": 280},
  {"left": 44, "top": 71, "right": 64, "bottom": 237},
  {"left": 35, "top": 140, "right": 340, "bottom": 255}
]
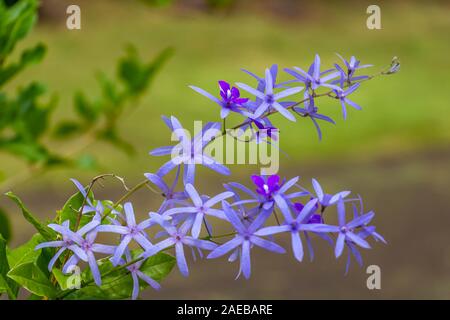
[{"left": 1, "top": 0, "right": 450, "bottom": 299}]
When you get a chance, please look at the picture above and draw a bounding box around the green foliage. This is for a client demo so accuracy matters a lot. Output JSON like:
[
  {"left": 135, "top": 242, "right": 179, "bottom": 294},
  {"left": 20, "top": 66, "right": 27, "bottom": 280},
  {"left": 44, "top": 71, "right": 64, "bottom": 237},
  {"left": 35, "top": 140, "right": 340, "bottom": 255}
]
[
  {"left": 118, "top": 46, "right": 174, "bottom": 96},
  {"left": 7, "top": 259, "right": 57, "bottom": 298},
  {"left": 56, "top": 188, "right": 100, "bottom": 230},
  {"left": 55, "top": 45, "right": 174, "bottom": 154},
  {"left": 0, "top": 0, "right": 173, "bottom": 171},
  {"left": 0, "top": 0, "right": 176, "bottom": 300},
  {"left": 7, "top": 233, "right": 43, "bottom": 268},
  {"left": 0, "top": 43, "right": 45, "bottom": 87},
  {"left": 2, "top": 233, "right": 48, "bottom": 299},
  {"left": 0, "top": 234, "right": 19, "bottom": 299},
  {"left": 6, "top": 233, "right": 58, "bottom": 299},
  {"left": 5, "top": 192, "right": 56, "bottom": 240},
  {"left": 63, "top": 251, "right": 175, "bottom": 300},
  {"left": 0, "top": 0, "right": 38, "bottom": 63},
  {"left": 0, "top": 207, "right": 12, "bottom": 242}
]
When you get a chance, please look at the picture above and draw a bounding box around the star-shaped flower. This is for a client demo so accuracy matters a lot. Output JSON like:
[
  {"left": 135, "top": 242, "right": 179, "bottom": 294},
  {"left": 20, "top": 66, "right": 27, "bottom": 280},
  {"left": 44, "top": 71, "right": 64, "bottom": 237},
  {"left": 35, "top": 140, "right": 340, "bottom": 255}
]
[
  {"left": 333, "top": 82, "right": 362, "bottom": 119},
  {"left": 141, "top": 213, "right": 217, "bottom": 276},
  {"left": 289, "top": 54, "right": 341, "bottom": 91},
  {"left": 311, "top": 198, "right": 373, "bottom": 258},
  {"left": 144, "top": 170, "right": 188, "bottom": 213},
  {"left": 310, "top": 178, "right": 350, "bottom": 208},
  {"left": 236, "top": 68, "right": 303, "bottom": 121},
  {"left": 163, "top": 183, "right": 233, "bottom": 238},
  {"left": 45, "top": 219, "right": 115, "bottom": 286},
  {"left": 207, "top": 201, "right": 286, "bottom": 279},
  {"left": 34, "top": 220, "right": 96, "bottom": 271},
  {"left": 150, "top": 116, "right": 230, "bottom": 184},
  {"left": 96, "top": 202, "right": 153, "bottom": 266},
  {"left": 333, "top": 54, "right": 372, "bottom": 85},
  {"left": 293, "top": 95, "right": 335, "bottom": 140},
  {"left": 189, "top": 81, "right": 249, "bottom": 119},
  {"left": 255, "top": 199, "right": 321, "bottom": 261},
  {"left": 118, "top": 249, "right": 160, "bottom": 300}
]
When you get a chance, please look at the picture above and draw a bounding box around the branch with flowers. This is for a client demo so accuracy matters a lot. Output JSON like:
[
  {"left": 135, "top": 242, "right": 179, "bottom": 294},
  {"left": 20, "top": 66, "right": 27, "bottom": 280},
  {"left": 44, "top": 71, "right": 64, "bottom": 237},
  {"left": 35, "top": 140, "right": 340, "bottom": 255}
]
[{"left": 1, "top": 54, "right": 399, "bottom": 300}]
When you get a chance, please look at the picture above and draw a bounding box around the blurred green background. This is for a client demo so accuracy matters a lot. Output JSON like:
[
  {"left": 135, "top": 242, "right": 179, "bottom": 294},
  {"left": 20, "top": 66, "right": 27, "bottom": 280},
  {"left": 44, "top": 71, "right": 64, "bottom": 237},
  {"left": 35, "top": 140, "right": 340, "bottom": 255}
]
[{"left": 2, "top": 0, "right": 450, "bottom": 299}]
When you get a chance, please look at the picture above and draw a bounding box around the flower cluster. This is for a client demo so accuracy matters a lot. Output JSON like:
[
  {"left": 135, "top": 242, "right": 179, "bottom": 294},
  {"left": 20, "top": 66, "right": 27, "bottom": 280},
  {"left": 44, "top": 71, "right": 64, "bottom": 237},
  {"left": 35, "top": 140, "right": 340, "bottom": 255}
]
[{"left": 34, "top": 54, "right": 391, "bottom": 299}]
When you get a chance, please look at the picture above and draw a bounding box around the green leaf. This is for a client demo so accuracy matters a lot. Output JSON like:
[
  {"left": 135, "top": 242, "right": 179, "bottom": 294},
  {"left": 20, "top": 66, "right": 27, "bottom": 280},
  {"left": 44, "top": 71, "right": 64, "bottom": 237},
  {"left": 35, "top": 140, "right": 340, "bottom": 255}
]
[
  {"left": 7, "top": 233, "right": 44, "bottom": 269},
  {"left": 0, "top": 234, "right": 19, "bottom": 299},
  {"left": 0, "top": 43, "right": 46, "bottom": 87},
  {"left": 5, "top": 192, "right": 56, "bottom": 240},
  {"left": 6, "top": 233, "right": 57, "bottom": 298},
  {"left": 53, "top": 121, "right": 83, "bottom": 138},
  {"left": 57, "top": 188, "right": 96, "bottom": 230},
  {"left": 0, "top": 139, "right": 51, "bottom": 163},
  {"left": 7, "top": 261, "right": 57, "bottom": 298},
  {"left": 140, "top": 251, "right": 176, "bottom": 282},
  {"left": 118, "top": 46, "right": 174, "bottom": 96},
  {"left": 74, "top": 91, "right": 99, "bottom": 123},
  {"left": 52, "top": 268, "right": 70, "bottom": 291},
  {"left": 97, "top": 72, "right": 123, "bottom": 110},
  {"left": 0, "top": 207, "right": 12, "bottom": 242},
  {"left": 0, "top": 0, "right": 38, "bottom": 60}
]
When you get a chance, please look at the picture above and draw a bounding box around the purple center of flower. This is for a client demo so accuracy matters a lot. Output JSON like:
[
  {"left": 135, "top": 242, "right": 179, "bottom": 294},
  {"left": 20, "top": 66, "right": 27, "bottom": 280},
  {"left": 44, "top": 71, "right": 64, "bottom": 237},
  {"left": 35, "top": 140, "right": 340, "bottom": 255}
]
[
  {"left": 340, "top": 226, "right": 348, "bottom": 233},
  {"left": 252, "top": 174, "right": 281, "bottom": 200},
  {"left": 128, "top": 264, "right": 139, "bottom": 272},
  {"left": 81, "top": 240, "right": 92, "bottom": 252},
  {"left": 129, "top": 225, "right": 139, "bottom": 235},
  {"left": 63, "top": 239, "right": 74, "bottom": 246},
  {"left": 265, "top": 94, "right": 274, "bottom": 104},
  {"left": 290, "top": 221, "right": 299, "bottom": 232}
]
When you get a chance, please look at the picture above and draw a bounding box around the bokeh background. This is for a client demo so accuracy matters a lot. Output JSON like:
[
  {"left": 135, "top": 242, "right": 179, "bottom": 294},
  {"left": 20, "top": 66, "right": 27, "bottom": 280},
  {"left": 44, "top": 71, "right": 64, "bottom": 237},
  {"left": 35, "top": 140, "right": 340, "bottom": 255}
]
[{"left": 2, "top": 0, "right": 450, "bottom": 299}]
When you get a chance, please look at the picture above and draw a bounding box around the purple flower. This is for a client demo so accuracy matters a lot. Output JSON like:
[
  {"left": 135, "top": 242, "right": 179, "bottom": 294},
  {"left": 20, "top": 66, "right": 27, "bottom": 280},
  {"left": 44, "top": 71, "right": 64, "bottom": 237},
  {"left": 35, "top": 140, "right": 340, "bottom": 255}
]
[
  {"left": 120, "top": 250, "right": 160, "bottom": 300},
  {"left": 141, "top": 213, "right": 217, "bottom": 276},
  {"left": 189, "top": 81, "right": 249, "bottom": 119},
  {"left": 248, "top": 175, "right": 307, "bottom": 218},
  {"left": 310, "top": 178, "right": 351, "bottom": 208},
  {"left": 236, "top": 68, "right": 303, "bottom": 121},
  {"left": 289, "top": 54, "right": 341, "bottom": 91},
  {"left": 294, "top": 201, "right": 321, "bottom": 223},
  {"left": 312, "top": 198, "right": 373, "bottom": 258},
  {"left": 293, "top": 95, "right": 335, "bottom": 140},
  {"left": 96, "top": 202, "right": 153, "bottom": 266},
  {"left": 149, "top": 116, "right": 230, "bottom": 184},
  {"left": 341, "top": 198, "right": 386, "bottom": 274},
  {"left": 254, "top": 199, "right": 321, "bottom": 261},
  {"left": 207, "top": 201, "right": 286, "bottom": 279},
  {"left": 44, "top": 219, "right": 115, "bottom": 286},
  {"left": 351, "top": 196, "right": 386, "bottom": 244},
  {"left": 252, "top": 119, "right": 278, "bottom": 142},
  {"left": 333, "top": 83, "right": 362, "bottom": 119},
  {"left": 163, "top": 183, "right": 233, "bottom": 238},
  {"left": 333, "top": 54, "right": 372, "bottom": 85},
  {"left": 144, "top": 170, "right": 188, "bottom": 213},
  {"left": 284, "top": 63, "right": 335, "bottom": 98},
  {"left": 34, "top": 220, "right": 95, "bottom": 271}
]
